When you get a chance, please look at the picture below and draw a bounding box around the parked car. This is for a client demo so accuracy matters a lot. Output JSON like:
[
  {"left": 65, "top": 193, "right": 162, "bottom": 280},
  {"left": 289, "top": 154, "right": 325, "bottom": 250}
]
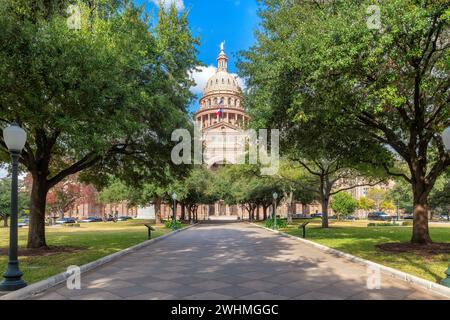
[
  {"left": 311, "top": 213, "right": 323, "bottom": 218},
  {"left": 403, "top": 213, "right": 414, "bottom": 220},
  {"left": 344, "top": 215, "right": 358, "bottom": 221},
  {"left": 118, "top": 216, "right": 133, "bottom": 221},
  {"left": 439, "top": 214, "right": 449, "bottom": 221},
  {"left": 368, "top": 212, "right": 393, "bottom": 221},
  {"left": 18, "top": 218, "right": 29, "bottom": 228},
  {"left": 81, "top": 217, "right": 102, "bottom": 223},
  {"left": 55, "top": 217, "right": 77, "bottom": 225}
]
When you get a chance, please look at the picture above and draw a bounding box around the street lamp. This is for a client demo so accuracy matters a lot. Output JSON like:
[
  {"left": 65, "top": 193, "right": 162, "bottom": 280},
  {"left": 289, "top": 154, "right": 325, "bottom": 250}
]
[
  {"left": 272, "top": 192, "right": 278, "bottom": 230},
  {"left": 172, "top": 193, "right": 177, "bottom": 231},
  {"left": 443, "top": 126, "right": 450, "bottom": 151},
  {"left": 0, "top": 123, "right": 27, "bottom": 291},
  {"left": 442, "top": 125, "right": 450, "bottom": 288}
]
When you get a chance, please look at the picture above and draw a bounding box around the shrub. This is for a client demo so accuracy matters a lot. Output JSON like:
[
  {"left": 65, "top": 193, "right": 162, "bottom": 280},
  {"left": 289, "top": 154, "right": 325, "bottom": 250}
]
[
  {"left": 367, "top": 223, "right": 398, "bottom": 227},
  {"left": 402, "top": 221, "right": 413, "bottom": 226},
  {"left": 164, "top": 219, "right": 183, "bottom": 229},
  {"left": 265, "top": 218, "right": 288, "bottom": 229},
  {"left": 63, "top": 223, "right": 81, "bottom": 228}
]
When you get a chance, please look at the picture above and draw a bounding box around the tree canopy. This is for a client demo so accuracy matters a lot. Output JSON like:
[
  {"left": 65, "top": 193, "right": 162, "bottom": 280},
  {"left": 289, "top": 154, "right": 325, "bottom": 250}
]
[
  {"left": 239, "top": 0, "right": 449, "bottom": 243},
  {"left": 0, "top": 0, "right": 199, "bottom": 247}
]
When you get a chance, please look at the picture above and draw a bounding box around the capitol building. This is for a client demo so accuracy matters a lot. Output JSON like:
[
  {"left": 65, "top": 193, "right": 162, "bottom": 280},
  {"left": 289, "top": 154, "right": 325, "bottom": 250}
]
[
  {"left": 195, "top": 43, "right": 250, "bottom": 169},
  {"left": 62, "top": 44, "right": 392, "bottom": 222}
]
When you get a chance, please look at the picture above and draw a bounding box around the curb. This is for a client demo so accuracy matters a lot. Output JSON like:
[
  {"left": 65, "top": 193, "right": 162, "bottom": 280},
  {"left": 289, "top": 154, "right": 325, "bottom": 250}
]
[
  {"left": 0, "top": 224, "right": 198, "bottom": 300},
  {"left": 252, "top": 223, "right": 450, "bottom": 299}
]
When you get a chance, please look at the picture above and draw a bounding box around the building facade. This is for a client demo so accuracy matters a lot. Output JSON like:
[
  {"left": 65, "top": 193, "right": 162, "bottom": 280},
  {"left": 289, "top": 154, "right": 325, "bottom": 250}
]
[{"left": 195, "top": 44, "right": 250, "bottom": 169}]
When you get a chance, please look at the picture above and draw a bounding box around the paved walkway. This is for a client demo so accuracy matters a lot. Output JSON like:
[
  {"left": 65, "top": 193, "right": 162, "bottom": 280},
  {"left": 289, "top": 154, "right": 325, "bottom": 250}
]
[{"left": 32, "top": 223, "right": 446, "bottom": 300}]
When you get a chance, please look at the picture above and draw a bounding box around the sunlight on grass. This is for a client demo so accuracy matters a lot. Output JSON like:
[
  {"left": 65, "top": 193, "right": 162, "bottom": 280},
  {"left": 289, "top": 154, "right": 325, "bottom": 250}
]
[
  {"left": 0, "top": 220, "right": 182, "bottom": 284},
  {"left": 259, "top": 219, "right": 450, "bottom": 283}
]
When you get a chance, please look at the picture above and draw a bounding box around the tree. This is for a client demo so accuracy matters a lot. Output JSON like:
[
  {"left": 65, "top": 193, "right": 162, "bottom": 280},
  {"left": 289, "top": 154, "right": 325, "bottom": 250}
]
[
  {"left": 46, "top": 175, "right": 81, "bottom": 218},
  {"left": 0, "top": 1, "right": 199, "bottom": 247},
  {"left": 181, "top": 167, "right": 217, "bottom": 223},
  {"left": 429, "top": 171, "right": 450, "bottom": 216},
  {"left": 367, "top": 189, "right": 389, "bottom": 211},
  {"left": 277, "top": 160, "right": 316, "bottom": 223},
  {"left": 358, "top": 197, "right": 376, "bottom": 213},
  {"left": 239, "top": 0, "right": 449, "bottom": 243},
  {"left": 215, "top": 165, "right": 283, "bottom": 221},
  {"left": 330, "top": 193, "right": 358, "bottom": 220},
  {"left": 98, "top": 178, "right": 133, "bottom": 218},
  {"left": 0, "top": 177, "right": 29, "bottom": 227},
  {"left": 388, "top": 180, "right": 414, "bottom": 213},
  {"left": 380, "top": 201, "right": 396, "bottom": 212}
]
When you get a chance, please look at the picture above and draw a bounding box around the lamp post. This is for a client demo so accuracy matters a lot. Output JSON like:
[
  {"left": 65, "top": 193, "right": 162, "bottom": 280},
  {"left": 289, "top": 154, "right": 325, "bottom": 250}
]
[
  {"left": 0, "top": 123, "right": 27, "bottom": 291},
  {"left": 441, "top": 125, "right": 450, "bottom": 288},
  {"left": 396, "top": 200, "right": 400, "bottom": 222},
  {"left": 272, "top": 192, "right": 278, "bottom": 230},
  {"left": 172, "top": 193, "right": 177, "bottom": 231}
]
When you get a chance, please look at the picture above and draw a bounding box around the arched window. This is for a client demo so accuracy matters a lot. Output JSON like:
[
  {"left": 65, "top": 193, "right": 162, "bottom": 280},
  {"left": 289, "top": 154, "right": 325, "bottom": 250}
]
[
  {"left": 228, "top": 98, "right": 231, "bottom": 105},
  {"left": 216, "top": 79, "right": 218, "bottom": 84},
  {"left": 222, "top": 78, "right": 224, "bottom": 84}
]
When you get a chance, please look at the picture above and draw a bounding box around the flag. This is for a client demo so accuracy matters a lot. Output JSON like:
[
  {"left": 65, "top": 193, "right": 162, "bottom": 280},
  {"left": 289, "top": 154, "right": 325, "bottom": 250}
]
[{"left": 216, "top": 98, "right": 224, "bottom": 118}]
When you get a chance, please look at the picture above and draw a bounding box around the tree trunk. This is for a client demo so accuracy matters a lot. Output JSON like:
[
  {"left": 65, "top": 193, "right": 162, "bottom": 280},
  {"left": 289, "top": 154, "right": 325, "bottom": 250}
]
[
  {"left": 287, "top": 192, "right": 294, "bottom": 224},
  {"left": 320, "top": 177, "right": 330, "bottom": 229},
  {"left": 28, "top": 174, "right": 49, "bottom": 249},
  {"left": 262, "top": 207, "right": 267, "bottom": 220},
  {"left": 256, "top": 206, "right": 260, "bottom": 221},
  {"left": 321, "top": 196, "right": 329, "bottom": 229},
  {"left": 3, "top": 215, "right": 8, "bottom": 227},
  {"left": 181, "top": 204, "right": 186, "bottom": 221},
  {"left": 154, "top": 197, "right": 162, "bottom": 224},
  {"left": 411, "top": 185, "right": 432, "bottom": 244}
]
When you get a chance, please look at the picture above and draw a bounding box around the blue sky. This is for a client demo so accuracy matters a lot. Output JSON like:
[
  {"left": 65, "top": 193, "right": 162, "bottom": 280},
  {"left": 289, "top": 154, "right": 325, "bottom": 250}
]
[
  {"left": 0, "top": 1, "right": 261, "bottom": 179},
  {"left": 138, "top": 0, "right": 261, "bottom": 112}
]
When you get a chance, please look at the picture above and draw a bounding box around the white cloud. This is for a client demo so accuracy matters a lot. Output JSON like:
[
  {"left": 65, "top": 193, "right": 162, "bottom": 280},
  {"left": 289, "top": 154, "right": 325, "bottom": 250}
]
[
  {"left": 190, "top": 65, "right": 216, "bottom": 95},
  {"left": 190, "top": 65, "right": 246, "bottom": 95},
  {"left": 150, "top": 0, "right": 184, "bottom": 11}
]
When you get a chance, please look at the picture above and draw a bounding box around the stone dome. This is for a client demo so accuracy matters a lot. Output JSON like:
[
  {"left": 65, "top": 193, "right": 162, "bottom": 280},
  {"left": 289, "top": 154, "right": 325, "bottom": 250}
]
[{"left": 204, "top": 70, "right": 241, "bottom": 95}]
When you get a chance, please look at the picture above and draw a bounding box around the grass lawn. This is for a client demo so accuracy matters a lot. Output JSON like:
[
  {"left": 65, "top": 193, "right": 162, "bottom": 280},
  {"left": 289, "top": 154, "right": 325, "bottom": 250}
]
[
  {"left": 259, "top": 219, "right": 450, "bottom": 283},
  {"left": 0, "top": 220, "right": 183, "bottom": 285}
]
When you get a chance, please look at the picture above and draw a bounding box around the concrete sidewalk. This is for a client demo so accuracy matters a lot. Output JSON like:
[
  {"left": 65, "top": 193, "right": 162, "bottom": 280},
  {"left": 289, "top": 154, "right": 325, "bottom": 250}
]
[{"left": 30, "top": 223, "right": 447, "bottom": 300}]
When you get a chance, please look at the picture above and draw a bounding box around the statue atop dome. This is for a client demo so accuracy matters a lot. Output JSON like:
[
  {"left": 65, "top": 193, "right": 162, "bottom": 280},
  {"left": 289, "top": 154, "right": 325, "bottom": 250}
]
[{"left": 217, "top": 41, "right": 228, "bottom": 71}]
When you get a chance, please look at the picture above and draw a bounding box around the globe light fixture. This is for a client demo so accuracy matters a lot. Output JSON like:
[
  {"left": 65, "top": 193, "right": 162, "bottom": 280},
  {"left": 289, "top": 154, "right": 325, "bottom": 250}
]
[
  {"left": 172, "top": 193, "right": 177, "bottom": 230},
  {"left": 272, "top": 192, "right": 278, "bottom": 230},
  {"left": 0, "top": 123, "right": 27, "bottom": 291},
  {"left": 443, "top": 126, "right": 450, "bottom": 152},
  {"left": 3, "top": 123, "right": 27, "bottom": 152}
]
